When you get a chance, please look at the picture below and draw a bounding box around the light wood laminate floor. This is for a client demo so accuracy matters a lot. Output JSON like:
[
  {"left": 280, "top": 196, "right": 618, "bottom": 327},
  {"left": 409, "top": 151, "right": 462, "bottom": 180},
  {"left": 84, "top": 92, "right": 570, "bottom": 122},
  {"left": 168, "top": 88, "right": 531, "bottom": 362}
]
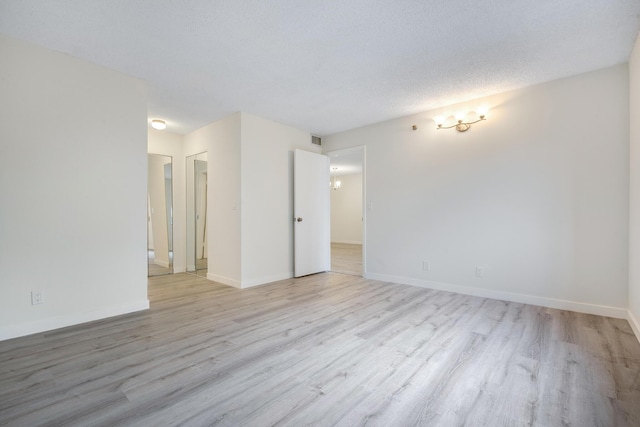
[
  {"left": 331, "top": 243, "right": 362, "bottom": 276},
  {"left": 148, "top": 250, "right": 173, "bottom": 276},
  {"left": 1, "top": 273, "right": 639, "bottom": 426}
]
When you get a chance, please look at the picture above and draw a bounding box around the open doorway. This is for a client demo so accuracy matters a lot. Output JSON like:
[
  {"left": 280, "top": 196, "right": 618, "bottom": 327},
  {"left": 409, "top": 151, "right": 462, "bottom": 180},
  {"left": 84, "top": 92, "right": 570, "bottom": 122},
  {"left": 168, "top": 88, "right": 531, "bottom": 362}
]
[{"left": 327, "top": 147, "right": 365, "bottom": 276}]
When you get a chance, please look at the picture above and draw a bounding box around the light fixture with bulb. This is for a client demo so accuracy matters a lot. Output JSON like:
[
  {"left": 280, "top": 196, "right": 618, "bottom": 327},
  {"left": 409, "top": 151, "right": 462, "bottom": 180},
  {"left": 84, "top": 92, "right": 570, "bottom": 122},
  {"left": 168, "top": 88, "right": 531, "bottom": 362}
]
[
  {"left": 330, "top": 167, "right": 342, "bottom": 190},
  {"left": 434, "top": 110, "right": 488, "bottom": 132},
  {"left": 151, "top": 119, "right": 167, "bottom": 130}
]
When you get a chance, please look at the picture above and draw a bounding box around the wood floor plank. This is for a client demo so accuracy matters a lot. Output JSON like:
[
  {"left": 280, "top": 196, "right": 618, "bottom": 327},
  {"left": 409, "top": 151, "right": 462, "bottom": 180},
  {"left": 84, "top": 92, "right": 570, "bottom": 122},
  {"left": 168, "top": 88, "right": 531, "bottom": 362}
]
[
  {"left": 331, "top": 243, "right": 362, "bottom": 276},
  {"left": 1, "top": 272, "right": 639, "bottom": 426}
]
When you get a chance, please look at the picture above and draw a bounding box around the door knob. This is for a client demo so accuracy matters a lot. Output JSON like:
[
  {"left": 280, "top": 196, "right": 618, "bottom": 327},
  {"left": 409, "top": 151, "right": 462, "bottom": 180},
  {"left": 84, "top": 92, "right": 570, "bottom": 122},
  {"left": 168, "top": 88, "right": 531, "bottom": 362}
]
[{"left": 295, "top": 217, "right": 303, "bottom": 222}]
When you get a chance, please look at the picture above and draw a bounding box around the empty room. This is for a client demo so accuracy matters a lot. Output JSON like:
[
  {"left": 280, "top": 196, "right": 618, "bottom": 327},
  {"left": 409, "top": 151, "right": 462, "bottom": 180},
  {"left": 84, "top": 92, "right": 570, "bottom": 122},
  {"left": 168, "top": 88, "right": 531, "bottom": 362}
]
[{"left": 1, "top": 1, "right": 640, "bottom": 426}]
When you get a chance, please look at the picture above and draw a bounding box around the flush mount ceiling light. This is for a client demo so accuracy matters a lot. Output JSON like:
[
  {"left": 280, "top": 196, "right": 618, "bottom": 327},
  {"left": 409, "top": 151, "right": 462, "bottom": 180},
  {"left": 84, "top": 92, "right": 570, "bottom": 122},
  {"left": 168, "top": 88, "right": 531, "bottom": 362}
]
[
  {"left": 150, "top": 119, "right": 166, "bottom": 130},
  {"left": 434, "top": 109, "right": 488, "bottom": 132}
]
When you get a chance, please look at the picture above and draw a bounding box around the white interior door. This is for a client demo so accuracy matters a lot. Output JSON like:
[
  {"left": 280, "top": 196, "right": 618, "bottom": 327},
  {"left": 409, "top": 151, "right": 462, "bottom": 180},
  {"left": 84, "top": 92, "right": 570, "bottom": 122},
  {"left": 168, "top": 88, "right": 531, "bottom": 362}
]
[{"left": 294, "top": 149, "right": 330, "bottom": 277}]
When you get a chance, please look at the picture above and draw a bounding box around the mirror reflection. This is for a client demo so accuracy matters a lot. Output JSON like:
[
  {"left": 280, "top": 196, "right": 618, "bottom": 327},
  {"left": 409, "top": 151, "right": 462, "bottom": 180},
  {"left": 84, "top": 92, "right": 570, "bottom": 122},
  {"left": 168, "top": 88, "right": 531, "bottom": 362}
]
[
  {"left": 186, "top": 152, "right": 208, "bottom": 277},
  {"left": 148, "top": 154, "right": 173, "bottom": 276}
]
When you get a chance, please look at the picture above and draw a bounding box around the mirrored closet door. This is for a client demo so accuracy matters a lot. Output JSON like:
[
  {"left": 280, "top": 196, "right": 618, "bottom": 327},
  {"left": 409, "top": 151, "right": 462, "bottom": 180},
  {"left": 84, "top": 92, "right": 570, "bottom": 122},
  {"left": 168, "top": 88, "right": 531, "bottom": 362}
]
[
  {"left": 148, "top": 154, "right": 173, "bottom": 276},
  {"left": 186, "top": 152, "right": 208, "bottom": 277}
]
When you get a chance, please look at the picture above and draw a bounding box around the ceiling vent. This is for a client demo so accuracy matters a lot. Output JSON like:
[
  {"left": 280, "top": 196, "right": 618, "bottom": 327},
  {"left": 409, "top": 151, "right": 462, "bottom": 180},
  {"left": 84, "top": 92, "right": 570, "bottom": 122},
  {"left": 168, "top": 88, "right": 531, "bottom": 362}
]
[{"left": 311, "top": 136, "right": 322, "bottom": 146}]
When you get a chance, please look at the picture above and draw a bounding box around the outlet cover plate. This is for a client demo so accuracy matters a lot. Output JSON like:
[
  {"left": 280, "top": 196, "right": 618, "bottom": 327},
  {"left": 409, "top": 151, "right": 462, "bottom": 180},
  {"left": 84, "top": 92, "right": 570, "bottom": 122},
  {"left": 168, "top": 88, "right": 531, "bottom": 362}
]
[{"left": 31, "top": 291, "right": 43, "bottom": 305}]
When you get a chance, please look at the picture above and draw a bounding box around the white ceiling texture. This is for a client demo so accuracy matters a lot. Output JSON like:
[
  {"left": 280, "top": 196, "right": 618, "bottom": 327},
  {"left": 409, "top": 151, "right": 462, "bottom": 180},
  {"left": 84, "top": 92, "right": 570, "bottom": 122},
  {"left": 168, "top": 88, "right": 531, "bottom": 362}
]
[{"left": 1, "top": 0, "right": 639, "bottom": 136}]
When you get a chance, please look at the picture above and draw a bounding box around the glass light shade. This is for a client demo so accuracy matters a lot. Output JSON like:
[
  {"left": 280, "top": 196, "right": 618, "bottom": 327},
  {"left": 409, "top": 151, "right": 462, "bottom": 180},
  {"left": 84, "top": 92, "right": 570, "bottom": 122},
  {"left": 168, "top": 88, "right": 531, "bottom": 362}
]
[{"left": 151, "top": 119, "right": 166, "bottom": 130}]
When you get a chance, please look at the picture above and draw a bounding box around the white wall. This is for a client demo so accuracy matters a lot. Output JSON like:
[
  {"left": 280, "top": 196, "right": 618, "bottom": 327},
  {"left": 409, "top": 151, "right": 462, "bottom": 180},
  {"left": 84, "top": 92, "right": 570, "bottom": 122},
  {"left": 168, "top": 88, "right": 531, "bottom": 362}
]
[
  {"left": 183, "top": 113, "right": 242, "bottom": 286},
  {"left": 182, "top": 112, "right": 319, "bottom": 288},
  {"left": 240, "top": 112, "right": 319, "bottom": 286},
  {"left": 148, "top": 129, "right": 185, "bottom": 272},
  {"left": 629, "top": 33, "right": 640, "bottom": 339},
  {"left": 0, "top": 35, "right": 149, "bottom": 340},
  {"left": 331, "top": 173, "right": 363, "bottom": 244},
  {"left": 323, "top": 64, "right": 630, "bottom": 318}
]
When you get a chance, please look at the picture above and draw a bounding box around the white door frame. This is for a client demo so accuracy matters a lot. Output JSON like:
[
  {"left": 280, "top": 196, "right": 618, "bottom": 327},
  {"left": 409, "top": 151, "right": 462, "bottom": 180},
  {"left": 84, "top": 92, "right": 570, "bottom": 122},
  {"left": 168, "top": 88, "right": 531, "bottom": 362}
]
[{"left": 325, "top": 146, "right": 367, "bottom": 277}]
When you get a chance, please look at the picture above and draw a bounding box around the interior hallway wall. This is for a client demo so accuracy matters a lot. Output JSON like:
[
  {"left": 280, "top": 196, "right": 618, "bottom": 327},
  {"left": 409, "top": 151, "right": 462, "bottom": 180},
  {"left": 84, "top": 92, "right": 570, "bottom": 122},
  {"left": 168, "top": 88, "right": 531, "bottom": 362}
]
[
  {"left": 180, "top": 112, "right": 320, "bottom": 287},
  {"left": 240, "top": 112, "right": 319, "bottom": 286}
]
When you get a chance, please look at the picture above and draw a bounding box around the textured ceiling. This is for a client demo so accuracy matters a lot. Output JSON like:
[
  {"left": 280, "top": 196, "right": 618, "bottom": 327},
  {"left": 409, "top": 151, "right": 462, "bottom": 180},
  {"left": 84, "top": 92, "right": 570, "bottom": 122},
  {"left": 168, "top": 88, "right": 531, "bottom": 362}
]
[{"left": 1, "top": 0, "right": 639, "bottom": 136}]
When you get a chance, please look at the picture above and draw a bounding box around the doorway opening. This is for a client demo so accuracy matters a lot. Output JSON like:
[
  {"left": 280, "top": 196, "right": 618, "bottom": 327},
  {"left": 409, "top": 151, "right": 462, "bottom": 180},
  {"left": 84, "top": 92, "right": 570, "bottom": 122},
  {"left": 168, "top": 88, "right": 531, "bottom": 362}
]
[{"left": 327, "top": 147, "right": 365, "bottom": 277}]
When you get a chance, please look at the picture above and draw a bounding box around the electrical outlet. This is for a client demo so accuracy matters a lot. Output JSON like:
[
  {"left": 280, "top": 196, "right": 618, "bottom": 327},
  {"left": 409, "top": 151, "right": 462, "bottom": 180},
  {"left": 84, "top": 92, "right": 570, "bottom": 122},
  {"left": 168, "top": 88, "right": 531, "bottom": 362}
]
[
  {"left": 31, "top": 291, "right": 43, "bottom": 305},
  {"left": 475, "top": 267, "right": 485, "bottom": 278},
  {"left": 422, "top": 261, "right": 430, "bottom": 271}
]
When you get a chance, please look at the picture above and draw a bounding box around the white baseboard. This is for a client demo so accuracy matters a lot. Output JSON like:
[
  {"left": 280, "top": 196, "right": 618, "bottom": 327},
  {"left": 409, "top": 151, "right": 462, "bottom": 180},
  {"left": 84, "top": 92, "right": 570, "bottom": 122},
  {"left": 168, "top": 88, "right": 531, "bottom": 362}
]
[
  {"left": 206, "top": 272, "right": 294, "bottom": 289},
  {"left": 628, "top": 310, "right": 640, "bottom": 343},
  {"left": 365, "top": 272, "right": 628, "bottom": 319},
  {"left": 0, "top": 299, "right": 150, "bottom": 342},
  {"left": 153, "top": 259, "right": 170, "bottom": 268},
  {"left": 331, "top": 240, "right": 362, "bottom": 245},
  {"left": 240, "top": 272, "right": 294, "bottom": 289},
  {"left": 207, "top": 273, "right": 242, "bottom": 288}
]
